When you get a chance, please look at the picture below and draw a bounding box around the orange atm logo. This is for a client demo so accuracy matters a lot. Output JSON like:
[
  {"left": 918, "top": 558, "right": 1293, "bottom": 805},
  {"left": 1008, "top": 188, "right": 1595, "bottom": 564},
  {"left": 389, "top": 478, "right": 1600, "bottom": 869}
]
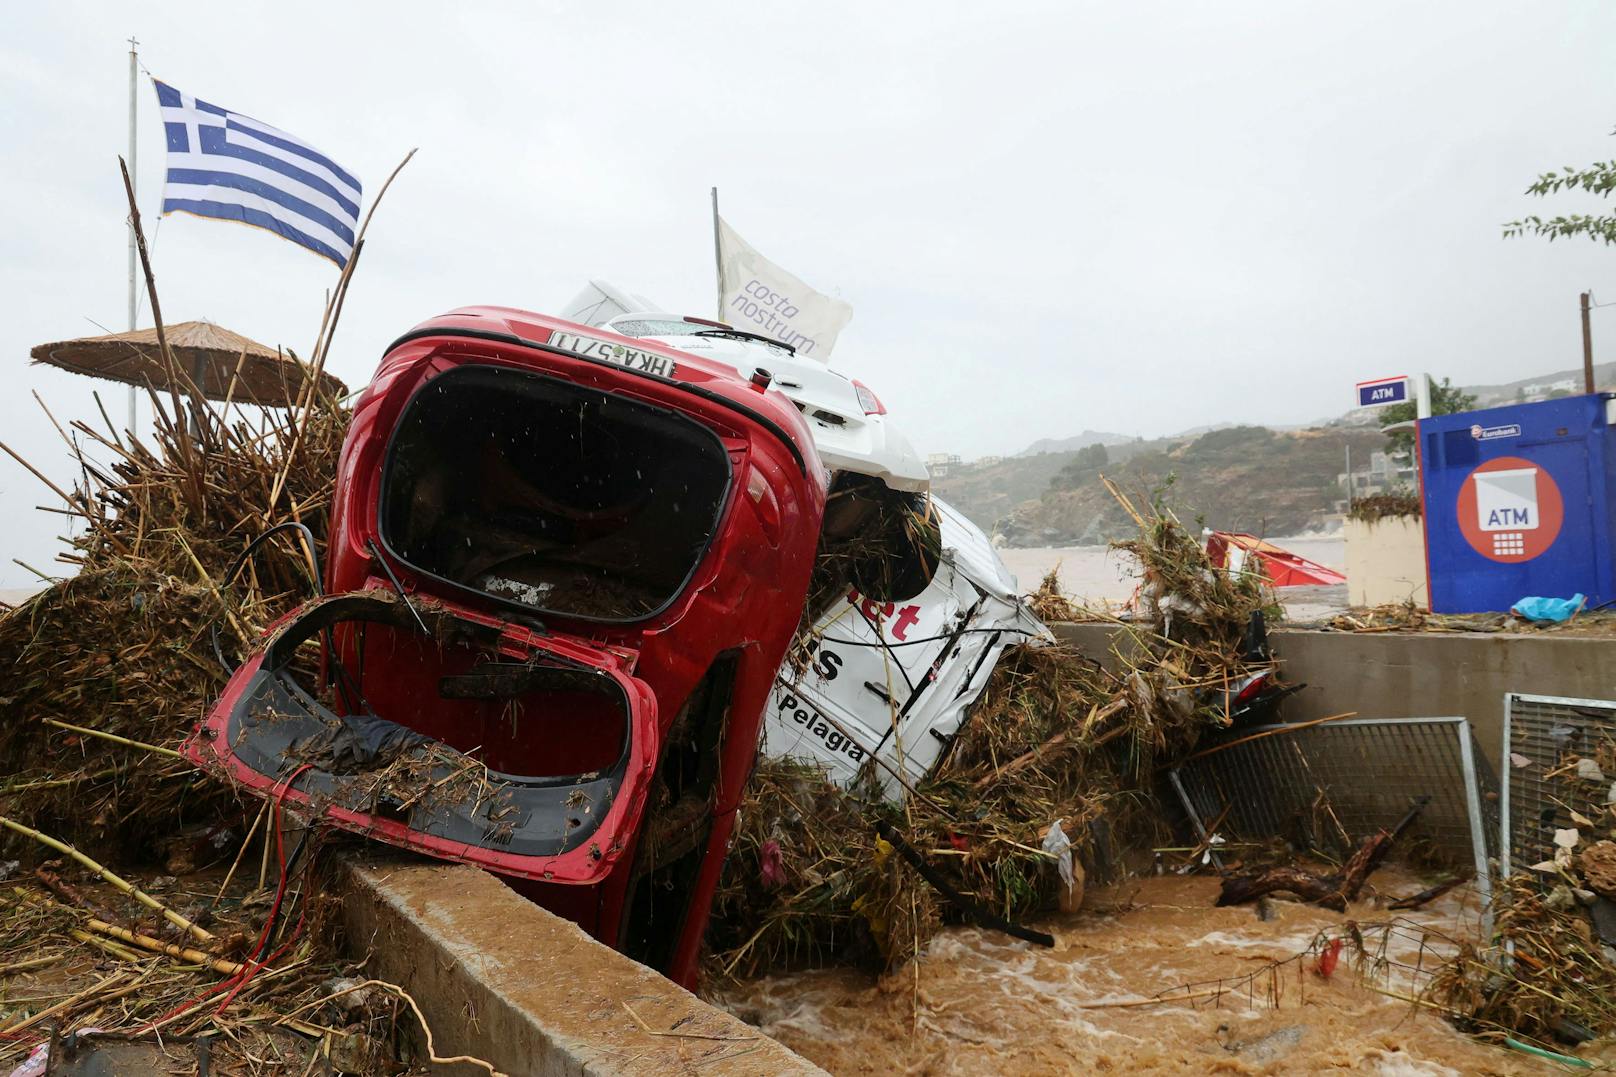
[{"left": 1456, "top": 456, "right": 1564, "bottom": 563}]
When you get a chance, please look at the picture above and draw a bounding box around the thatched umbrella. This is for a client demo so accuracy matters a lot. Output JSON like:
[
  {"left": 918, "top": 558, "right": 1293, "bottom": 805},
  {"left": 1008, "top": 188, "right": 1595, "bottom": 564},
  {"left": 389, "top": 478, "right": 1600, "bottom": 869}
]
[{"left": 29, "top": 321, "right": 347, "bottom": 408}]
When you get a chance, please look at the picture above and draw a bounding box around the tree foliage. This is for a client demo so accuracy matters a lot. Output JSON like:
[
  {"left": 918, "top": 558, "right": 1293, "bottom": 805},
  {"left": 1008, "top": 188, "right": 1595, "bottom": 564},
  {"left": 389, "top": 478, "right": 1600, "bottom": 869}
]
[
  {"left": 1380, "top": 377, "right": 1477, "bottom": 454},
  {"left": 1188, "top": 425, "right": 1275, "bottom": 454},
  {"left": 1048, "top": 442, "right": 1110, "bottom": 490},
  {"left": 1504, "top": 159, "right": 1616, "bottom": 245}
]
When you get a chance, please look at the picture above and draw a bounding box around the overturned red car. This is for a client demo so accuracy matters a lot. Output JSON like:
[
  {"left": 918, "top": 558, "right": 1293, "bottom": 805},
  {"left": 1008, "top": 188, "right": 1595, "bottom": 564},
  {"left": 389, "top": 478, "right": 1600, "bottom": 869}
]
[{"left": 186, "top": 307, "right": 827, "bottom": 986}]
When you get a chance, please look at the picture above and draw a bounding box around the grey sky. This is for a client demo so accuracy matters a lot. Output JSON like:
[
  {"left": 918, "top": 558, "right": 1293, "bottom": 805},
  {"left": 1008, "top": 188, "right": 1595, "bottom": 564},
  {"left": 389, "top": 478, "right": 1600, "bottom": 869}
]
[{"left": 2, "top": 1, "right": 1613, "bottom": 586}]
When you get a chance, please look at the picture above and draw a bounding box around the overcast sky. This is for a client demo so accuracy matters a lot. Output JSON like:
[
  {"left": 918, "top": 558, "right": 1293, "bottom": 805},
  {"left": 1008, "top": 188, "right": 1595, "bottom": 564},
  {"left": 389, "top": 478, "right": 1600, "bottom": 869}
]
[{"left": 2, "top": 1, "right": 1613, "bottom": 586}]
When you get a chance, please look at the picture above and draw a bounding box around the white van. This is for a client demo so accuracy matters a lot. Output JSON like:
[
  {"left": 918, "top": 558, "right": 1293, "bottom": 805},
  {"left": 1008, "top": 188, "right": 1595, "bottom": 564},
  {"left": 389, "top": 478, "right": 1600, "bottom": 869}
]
[{"left": 561, "top": 282, "right": 1050, "bottom": 799}]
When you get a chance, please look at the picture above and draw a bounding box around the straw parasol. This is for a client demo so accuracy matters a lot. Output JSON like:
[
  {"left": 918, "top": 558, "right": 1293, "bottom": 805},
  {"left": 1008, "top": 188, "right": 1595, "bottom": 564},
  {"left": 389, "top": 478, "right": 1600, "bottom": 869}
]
[{"left": 29, "top": 321, "right": 347, "bottom": 407}]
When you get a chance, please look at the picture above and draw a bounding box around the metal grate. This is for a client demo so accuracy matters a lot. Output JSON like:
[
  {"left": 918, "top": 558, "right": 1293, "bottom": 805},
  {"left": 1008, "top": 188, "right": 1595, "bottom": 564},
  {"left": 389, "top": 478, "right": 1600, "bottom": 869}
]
[
  {"left": 1501, "top": 694, "right": 1616, "bottom": 877},
  {"left": 1170, "top": 717, "right": 1498, "bottom": 905}
]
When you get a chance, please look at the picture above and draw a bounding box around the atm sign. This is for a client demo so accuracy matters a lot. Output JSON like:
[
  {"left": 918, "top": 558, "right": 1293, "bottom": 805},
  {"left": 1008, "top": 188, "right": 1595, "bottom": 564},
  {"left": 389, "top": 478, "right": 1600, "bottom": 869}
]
[
  {"left": 1356, "top": 376, "right": 1409, "bottom": 408},
  {"left": 1456, "top": 456, "right": 1564, "bottom": 563}
]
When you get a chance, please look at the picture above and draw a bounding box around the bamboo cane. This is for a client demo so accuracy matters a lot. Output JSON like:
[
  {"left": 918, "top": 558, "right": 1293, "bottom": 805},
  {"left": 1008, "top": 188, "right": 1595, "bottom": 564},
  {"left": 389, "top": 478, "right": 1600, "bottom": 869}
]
[
  {"left": 269, "top": 147, "right": 416, "bottom": 510},
  {"left": 42, "top": 719, "right": 184, "bottom": 760},
  {"left": 84, "top": 919, "right": 243, "bottom": 976},
  {"left": 0, "top": 969, "right": 135, "bottom": 1037},
  {"left": 0, "top": 815, "right": 215, "bottom": 944}
]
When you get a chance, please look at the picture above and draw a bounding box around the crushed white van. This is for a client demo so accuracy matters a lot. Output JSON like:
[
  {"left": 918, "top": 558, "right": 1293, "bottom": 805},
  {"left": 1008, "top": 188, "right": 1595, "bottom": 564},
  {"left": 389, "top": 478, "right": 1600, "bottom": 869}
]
[
  {"left": 764, "top": 498, "right": 1051, "bottom": 800},
  {"left": 561, "top": 282, "right": 1051, "bottom": 799}
]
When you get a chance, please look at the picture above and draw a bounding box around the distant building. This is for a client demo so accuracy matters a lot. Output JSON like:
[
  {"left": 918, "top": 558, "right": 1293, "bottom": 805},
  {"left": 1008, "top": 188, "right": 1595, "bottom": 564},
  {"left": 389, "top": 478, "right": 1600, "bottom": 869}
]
[
  {"left": 1539, "top": 378, "right": 1575, "bottom": 394},
  {"left": 1520, "top": 377, "right": 1579, "bottom": 402},
  {"left": 925, "top": 452, "right": 962, "bottom": 467},
  {"left": 977, "top": 455, "right": 1002, "bottom": 467},
  {"left": 1338, "top": 450, "right": 1416, "bottom": 498}
]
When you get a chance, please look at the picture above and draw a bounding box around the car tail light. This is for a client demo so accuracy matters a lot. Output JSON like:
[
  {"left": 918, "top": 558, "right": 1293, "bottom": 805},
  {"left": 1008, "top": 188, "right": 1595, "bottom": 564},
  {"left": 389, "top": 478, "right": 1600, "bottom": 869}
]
[
  {"left": 1233, "top": 672, "right": 1271, "bottom": 706},
  {"left": 852, "top": 380, "right": 886, "bottom": 415}
]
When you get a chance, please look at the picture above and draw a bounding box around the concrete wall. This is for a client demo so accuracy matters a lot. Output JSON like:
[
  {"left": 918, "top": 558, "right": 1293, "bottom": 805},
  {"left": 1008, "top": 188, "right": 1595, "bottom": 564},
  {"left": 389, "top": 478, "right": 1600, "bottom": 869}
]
[
  {"left": 1053, "top": 621, "right": 1616, "bottom": 768},
  {"left": 1344, "top": 515, "right": 1428, "bottom": 608},
  {"left": 1270, "top": 629, "right": 1616, "bottom": 768},
  {"left": 339, "top": 855, "right": 823, "bottom": 1076}
]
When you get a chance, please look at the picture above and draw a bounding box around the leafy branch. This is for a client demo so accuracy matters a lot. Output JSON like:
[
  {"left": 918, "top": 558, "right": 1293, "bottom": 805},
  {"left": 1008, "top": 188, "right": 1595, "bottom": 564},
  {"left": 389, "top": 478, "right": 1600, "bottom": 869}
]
[{"left": 1504, "top": 159, "right": 1616, "bottom": 244}]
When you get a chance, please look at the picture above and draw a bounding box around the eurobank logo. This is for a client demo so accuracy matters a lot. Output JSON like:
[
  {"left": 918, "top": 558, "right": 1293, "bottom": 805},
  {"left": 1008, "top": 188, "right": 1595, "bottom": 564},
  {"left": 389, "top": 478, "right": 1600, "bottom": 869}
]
[
  {"left": 1455, "top": 456, "right": 1564, "bottom": 562},
  {"left": 1470, "top": 423, "right": 1521, "bottom": 441}
]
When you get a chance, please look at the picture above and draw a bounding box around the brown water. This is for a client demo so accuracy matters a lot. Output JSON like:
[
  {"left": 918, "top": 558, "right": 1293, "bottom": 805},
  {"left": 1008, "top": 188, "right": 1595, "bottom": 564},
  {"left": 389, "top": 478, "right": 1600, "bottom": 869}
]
[{"left": 719, "top": 870, "right": 1566, "bottom": 1075}]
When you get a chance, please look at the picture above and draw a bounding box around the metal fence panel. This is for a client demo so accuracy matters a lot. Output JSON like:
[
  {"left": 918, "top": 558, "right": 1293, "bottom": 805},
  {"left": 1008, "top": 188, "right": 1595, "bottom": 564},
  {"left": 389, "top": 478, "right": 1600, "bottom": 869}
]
[
  {"left": 1171, "top": 717, "right": 1499, "bottom": 875},
  {"left": 1501, "top": 693, "right": 1616, "bottom": 878}
]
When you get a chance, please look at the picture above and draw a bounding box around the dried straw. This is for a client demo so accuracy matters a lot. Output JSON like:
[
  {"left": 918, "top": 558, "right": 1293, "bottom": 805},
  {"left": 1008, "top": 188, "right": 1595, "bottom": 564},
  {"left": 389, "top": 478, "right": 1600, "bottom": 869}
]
[{"left": 709, "top": 480, "right": 1279, "bottom": 978}]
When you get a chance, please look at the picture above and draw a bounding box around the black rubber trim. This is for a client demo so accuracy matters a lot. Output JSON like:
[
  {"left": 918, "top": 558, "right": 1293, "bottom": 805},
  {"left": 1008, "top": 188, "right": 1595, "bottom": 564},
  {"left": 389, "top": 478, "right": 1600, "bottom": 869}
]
[{"left": 384, "top": 324, "right": 809, "bottom": 477}]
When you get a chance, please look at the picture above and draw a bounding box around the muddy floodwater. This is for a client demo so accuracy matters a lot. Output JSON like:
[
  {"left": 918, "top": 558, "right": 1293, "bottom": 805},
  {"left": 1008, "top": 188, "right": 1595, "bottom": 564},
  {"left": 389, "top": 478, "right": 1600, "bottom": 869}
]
[
  {"left": 997, "top": 538, "right": 1349, "bottom": 622},
  {"left": 721, "top": 869, "right": 1571, "bottom": 1075}
]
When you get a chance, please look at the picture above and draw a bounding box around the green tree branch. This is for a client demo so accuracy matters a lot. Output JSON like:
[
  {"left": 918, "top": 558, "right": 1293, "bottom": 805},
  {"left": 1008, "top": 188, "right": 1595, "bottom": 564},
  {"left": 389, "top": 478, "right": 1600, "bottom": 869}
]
[{"left": 1504, "top": 158, "right": 1616, "bottom": 244}]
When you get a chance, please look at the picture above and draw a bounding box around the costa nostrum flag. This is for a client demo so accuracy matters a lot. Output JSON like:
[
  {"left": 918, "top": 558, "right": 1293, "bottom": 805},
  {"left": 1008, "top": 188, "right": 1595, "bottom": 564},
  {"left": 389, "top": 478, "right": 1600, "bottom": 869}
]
[{"left": 717, "top": 217, "right": 852, "bottom": 360}]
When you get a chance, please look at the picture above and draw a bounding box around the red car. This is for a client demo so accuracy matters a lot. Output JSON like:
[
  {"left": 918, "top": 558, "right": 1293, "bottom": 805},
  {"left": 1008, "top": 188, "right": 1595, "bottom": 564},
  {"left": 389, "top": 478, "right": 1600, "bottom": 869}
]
[{"left": 187, "top": 307, "right": 827, "bottom": 986}]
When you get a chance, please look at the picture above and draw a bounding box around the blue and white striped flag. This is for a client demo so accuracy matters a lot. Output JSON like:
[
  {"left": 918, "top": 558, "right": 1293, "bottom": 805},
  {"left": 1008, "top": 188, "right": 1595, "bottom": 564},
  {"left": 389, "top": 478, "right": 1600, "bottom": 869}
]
[{"left": 153, "top": 79, "right": 362, "bottom": 268}]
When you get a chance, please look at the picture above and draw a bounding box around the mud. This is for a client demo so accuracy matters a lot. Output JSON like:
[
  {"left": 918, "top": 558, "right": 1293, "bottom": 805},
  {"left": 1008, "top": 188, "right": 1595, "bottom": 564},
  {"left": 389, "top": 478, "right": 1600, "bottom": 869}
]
[{"left": 720, "top": 868, "right": 1579, "bottom": 1075}]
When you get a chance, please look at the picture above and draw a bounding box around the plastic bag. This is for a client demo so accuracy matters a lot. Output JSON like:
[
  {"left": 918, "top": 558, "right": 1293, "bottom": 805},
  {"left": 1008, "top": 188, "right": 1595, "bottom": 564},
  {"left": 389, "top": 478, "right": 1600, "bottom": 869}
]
[
  {"left": 1042, "top": 819, "right": 1075, "bottom": 888},
  {"left": 1511, "top": 594, "right": 1587, "bottom": 624}
]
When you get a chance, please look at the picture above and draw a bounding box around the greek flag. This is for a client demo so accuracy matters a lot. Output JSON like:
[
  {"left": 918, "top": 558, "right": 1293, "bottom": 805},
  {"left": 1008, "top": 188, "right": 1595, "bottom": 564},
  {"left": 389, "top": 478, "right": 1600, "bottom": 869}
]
[{"left": 153, "top": 80, "right": 362, "bottom": 268}]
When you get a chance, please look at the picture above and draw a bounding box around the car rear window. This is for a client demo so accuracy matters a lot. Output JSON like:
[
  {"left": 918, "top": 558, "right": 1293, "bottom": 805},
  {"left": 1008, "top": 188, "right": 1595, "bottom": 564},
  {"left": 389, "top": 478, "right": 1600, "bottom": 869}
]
[
  {"left": 380, "top": 364, "right": 732, "bottom": 621},
  {"left": 608, "top": 318, "right": 709, "bottom": 338}
]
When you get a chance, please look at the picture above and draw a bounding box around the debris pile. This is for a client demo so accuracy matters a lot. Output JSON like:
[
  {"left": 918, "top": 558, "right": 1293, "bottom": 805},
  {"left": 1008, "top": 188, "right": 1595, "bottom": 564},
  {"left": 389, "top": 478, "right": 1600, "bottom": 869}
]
[
  {"left": 708, "top": 481, "right": 1277, "bottom": 978},
  {"left": 1323, "top": 602, "right": 1447, "bottom": 633},
  {"left": 787, "top": 478, "right": 941, "bottom": 674},
  {"left": 0, "top": 384, "right": 349, "bottom": 856},
  {"left": 1025, "top": 567, "right": 1082, "bottom": 624},
  {"left": 1215, "top": 796, "right": 1430, "bottom": 912},
  {"left": 1323, "top": 602, "right": 1616, "bottom": 636},
  {"left": 0, "top": 158, "right": 515, "bottom": 1070},
  {"left": 0, "top": 386, "right": 502, "bottom": 1071},
  {"left": 1346, "top": 492, "right": 1422, "bottom": 523},
  {"left": 0, "top": 834, "right": 435, "bottom": 1073},
  {"left": 1428, "top": 732, "right": 1616, "bottom": 1048},
  {"left": 1431, "top": 872, "right": 1616, "bottom": 1046}
]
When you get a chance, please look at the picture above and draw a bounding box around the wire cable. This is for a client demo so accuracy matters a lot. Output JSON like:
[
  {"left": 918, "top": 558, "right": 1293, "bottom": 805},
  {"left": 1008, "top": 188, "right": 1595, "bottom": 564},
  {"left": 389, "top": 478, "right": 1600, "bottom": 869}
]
[
  {"left": 816, "top": 625, "right": 1045, "bottom": 650},
  {"left": 209, "top": 522, "right": 323, "bottom": 672}
]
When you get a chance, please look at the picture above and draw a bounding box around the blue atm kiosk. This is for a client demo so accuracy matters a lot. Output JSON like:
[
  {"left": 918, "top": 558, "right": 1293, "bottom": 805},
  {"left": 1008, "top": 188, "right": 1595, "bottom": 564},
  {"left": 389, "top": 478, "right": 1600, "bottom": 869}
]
[{"left": 1419, "top": 394, "right": 1616, "bottom": 613}]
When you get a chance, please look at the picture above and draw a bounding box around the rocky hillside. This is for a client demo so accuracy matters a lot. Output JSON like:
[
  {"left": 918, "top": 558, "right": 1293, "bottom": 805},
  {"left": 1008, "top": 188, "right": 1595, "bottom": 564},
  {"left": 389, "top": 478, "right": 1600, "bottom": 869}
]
[{"left": 935, "top": 424, "right": 1387, "bottom": 545}]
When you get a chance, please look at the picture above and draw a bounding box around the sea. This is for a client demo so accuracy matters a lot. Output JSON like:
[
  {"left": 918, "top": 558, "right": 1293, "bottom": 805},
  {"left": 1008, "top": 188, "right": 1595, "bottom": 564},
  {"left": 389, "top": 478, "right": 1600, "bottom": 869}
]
[{"left": 995, "top": 537, "right": 1348, "bottom": 622}]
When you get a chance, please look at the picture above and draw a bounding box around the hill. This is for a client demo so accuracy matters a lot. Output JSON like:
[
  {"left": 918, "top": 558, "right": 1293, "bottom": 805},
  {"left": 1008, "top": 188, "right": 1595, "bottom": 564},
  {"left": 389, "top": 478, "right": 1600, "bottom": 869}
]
[
  {"left": 958, "top": 358, "right": 1616, "bottom": 547},
  {"left": 935, "top": 424, "right": 1387, "bottom": 545},
  {"left": 1005, "top": 363, "right": 1616, "bottom": 459},
  {"left": 1017, "top": 429, "right": 1137, "bottom": 456},
  {"left": 1464, "top": 360, "right": 1616, "bottom": 408}
]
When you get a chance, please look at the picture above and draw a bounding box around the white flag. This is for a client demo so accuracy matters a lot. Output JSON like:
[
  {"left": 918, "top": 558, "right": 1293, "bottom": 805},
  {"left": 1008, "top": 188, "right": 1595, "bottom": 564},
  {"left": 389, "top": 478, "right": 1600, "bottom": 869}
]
[{"left": 717, "top": 218, "right": 852, "bottom": 360}]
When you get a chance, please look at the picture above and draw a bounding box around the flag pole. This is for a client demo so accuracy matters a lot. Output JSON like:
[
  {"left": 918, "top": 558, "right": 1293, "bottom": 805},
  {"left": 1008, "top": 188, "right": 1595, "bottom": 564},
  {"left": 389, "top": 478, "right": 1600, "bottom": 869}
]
[
  {"left": 711, "top": 186, "right": 722, "bottom": 321},
  {"left": 125, "top": 35, "right": 139, "bottom": 433}
]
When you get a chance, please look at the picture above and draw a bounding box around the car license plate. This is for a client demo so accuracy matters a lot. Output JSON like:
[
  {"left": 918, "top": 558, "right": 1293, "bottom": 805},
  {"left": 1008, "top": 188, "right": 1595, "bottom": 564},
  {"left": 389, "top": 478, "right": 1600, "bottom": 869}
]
[{"left": 550, "top": 330, "right": 676, "bottom": 378}]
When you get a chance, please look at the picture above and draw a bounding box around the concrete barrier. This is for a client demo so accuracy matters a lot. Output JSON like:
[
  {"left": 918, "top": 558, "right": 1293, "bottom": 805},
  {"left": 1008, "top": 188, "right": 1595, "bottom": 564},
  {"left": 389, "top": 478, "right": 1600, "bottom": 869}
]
[
  {"left": 1053, "top": 621, "right": 1616, "bottom": 768},
  {"left": 338, "top": 854, "right": 823, "bottom": 1076},
  {"left": 1344, "top": 516, "right": 1428, "bottom": 608}
]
